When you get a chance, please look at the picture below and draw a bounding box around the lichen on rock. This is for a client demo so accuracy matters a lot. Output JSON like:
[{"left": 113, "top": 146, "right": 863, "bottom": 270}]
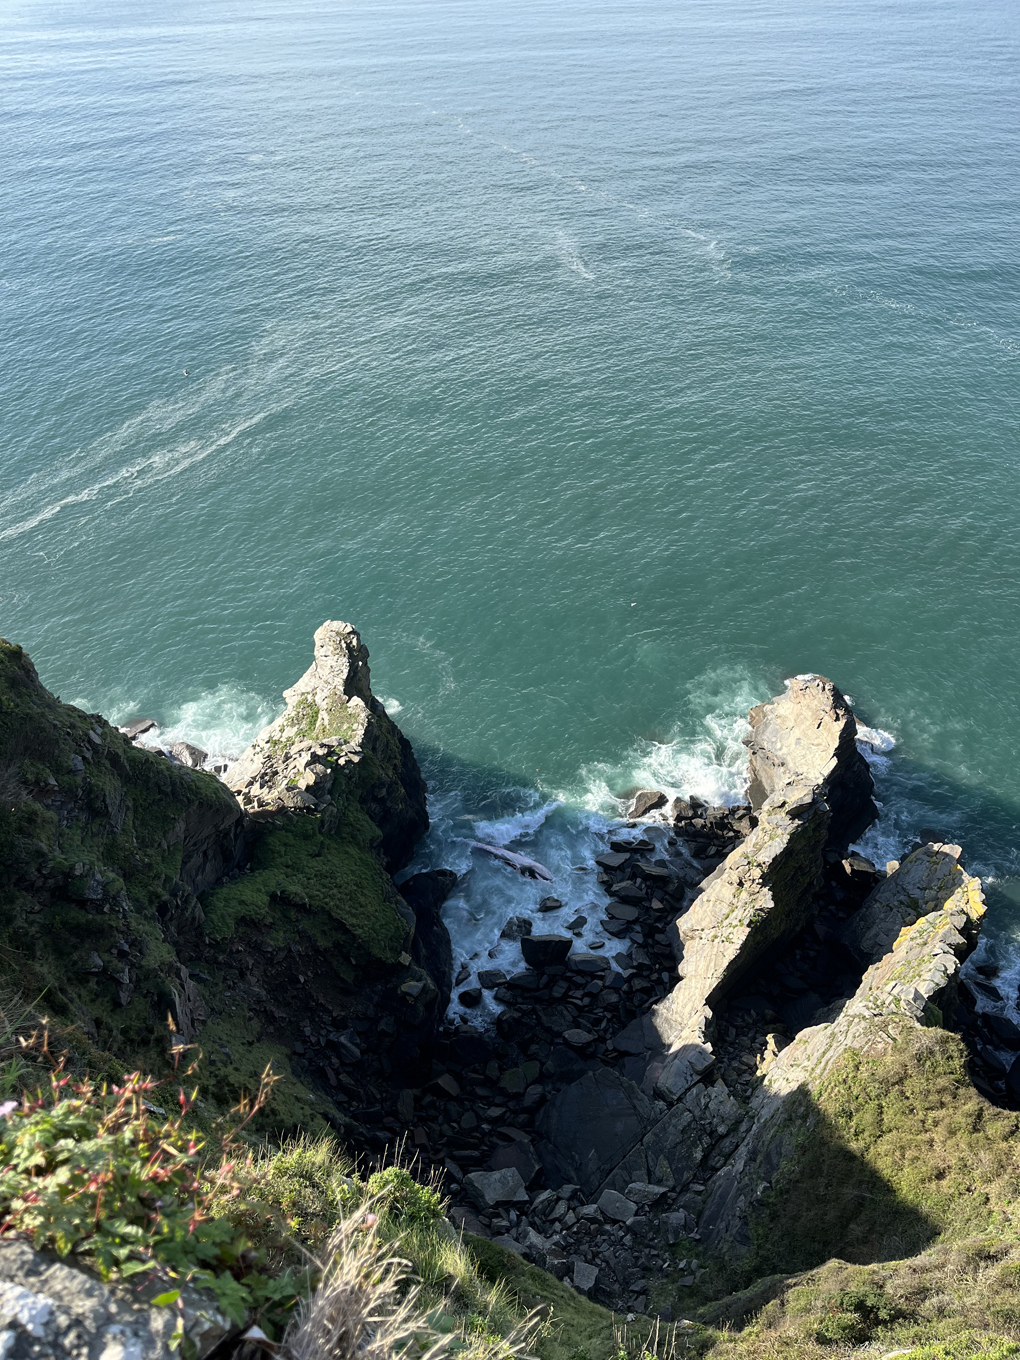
[{"left": 226, "top": 621, "right": 427, "bottom": 870}]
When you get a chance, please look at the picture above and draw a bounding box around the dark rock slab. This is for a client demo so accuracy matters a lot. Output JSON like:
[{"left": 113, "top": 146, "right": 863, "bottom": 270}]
[
  {"left": 608, "top": 881, "right": 647, "bottom": 903},
  {"left": 521, "top": 935, "right": 573, "bottom": 968},
  {"left": 401, "top": 869, "right": 457, "bottom": 1011},
  {"left": 596, "top": 852, "right": 631, "bottom": 870},
  {"left": 628, "top": 790, "right": 667, "bottom": 818},
  {"left": 488, "top": 1141, "right": 542, "bottom": 1186},
  {"left": 536, "top": 1067, "right": 652, "bottom": 1197},
  {"left": 478, "top": 969, "right": 508, "bottom": 989}
]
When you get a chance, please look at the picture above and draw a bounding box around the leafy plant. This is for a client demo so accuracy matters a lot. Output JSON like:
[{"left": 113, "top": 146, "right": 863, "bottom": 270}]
[
  {"left": 365, "top": 1166, "right": 445, "bottom": 1225},
  {"left": 0, "top": 1062, "right": 303, "bottom": 1333},
  {"left": 814, "top": 1286, "right": 902, "bottom": 1343}
]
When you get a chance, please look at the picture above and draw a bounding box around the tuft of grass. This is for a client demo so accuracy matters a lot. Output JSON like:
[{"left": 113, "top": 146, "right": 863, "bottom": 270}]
[{"left": 283, "top": 1208, "right": 539, "bottom": 1360}]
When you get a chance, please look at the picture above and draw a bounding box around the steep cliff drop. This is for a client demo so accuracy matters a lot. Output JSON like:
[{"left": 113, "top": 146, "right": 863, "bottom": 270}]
[{"left": 0, "top": 625, "right": 451, "bottom": 1133}]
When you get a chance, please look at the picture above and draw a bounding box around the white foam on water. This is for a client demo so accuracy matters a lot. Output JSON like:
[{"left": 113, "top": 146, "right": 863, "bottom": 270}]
[
  {"left": 405, "top": 671, "right": 769, "bottom": 1021},
  {"left": 577, "top": 674, "right": 762, "bottom": 816},
  {"left": 856, "top": 723, "right": 896, "bottom": 759},
  {"left": 378, "top": 696, "right": 403, "bottom": 715},
  {"left": 469, "top": 798, "right": 564, "bottom": 848},
  {"left": 105, "top": 684, "right": 279, "bottom": 768},
  {"left": 554, "top": 231, "right": 595, "bottom": 280}
]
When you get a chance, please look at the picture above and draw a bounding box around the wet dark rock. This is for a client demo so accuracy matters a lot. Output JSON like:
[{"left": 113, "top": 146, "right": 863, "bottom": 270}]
[
  {"left": 538, "top": 896, "right": 563, "bottom": 912},
  {"left": 478, "top": 969, "right": 508, "bottom": 989},
  {"left": 401, "top": 869, "right": 457, "bottom": 1012},
  {"left": 596, "top": 852, "right": 631, "bottom": 870},
  {"left": 521, "top": 935, "right": 573, "bottom": 968},
  {"left": 608, "top": 881, "right": 646, "bottom": 904},
  {"left": 459, "top": 988, "right": 482, "bottom": 1008},
  {"left": 983, "top": 1013, "right": 1020, "bottom": 1049},
  {"left": 570, "top": 953, "right": 611, "bottom": 975},
  {"left": 605, "top": 902, "right": 641, "bottom": 921},
  {"left": 119, "top": 717, "right": 159, "bottom": 739},
  {"left": 628, "top": 790, "right": 667, "bottom": 818},
  {"left": 506, "top": 970, "right": 540, "bottom": 991},
  {"left": 500, "top": 916, "right": 533, "bottom": 940}
]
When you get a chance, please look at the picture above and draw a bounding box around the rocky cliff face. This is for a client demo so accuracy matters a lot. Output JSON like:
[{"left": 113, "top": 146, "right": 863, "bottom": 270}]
[
  {"left": 0, "top": 639, "right": 243, "bottom": 1060},
  {"left": 507, "top": 678, "right": 986, "bottom": 1301},
  {"left": 697, "top": 841, "right": 985, "bottom": 1254},
  {"left": 744, "top": 674, "right": 876, "bottom": 849},
  {"left": 226, "top": 621, "right": 427, "bottom": 869},
  {"left": 0, "top": 627, "right": 446, "bottom": 1124}
]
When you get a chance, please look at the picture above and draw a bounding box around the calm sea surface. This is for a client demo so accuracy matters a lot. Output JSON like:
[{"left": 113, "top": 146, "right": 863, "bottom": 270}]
[{"left": 3, "top": 0, "right": 1019, "bottom": 1002}]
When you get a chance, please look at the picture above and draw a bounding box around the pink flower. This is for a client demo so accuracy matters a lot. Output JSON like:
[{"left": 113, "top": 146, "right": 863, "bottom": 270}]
[{"left": 0, "top": 1102, "right": 18, "bottom": 1119}]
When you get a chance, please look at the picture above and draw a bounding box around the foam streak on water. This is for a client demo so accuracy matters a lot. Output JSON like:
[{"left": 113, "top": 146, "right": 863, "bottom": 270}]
[{"left": 3, "top": 0, "right": 1020, "bottom": 1000}]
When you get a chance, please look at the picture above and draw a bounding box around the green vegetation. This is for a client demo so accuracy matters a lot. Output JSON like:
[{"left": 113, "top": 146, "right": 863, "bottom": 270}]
[
  {"left": 697, "top": 1247, "right": 1020, "bottom": 1358},
  {"left": 0, "top": 1063, "right": 303, "bottom": 1335},
  {"left": 747, "top": 1025, "right": 1020, "bottom": 1281},
  {"left": 202, "top": 801, "right": 408, "bottom": 963},
  {"left": 267, "top": 693, "right": 362, "bottom": 752},
  {"left": 0, "top": 637, "right": 239, "bottom": 1068}
]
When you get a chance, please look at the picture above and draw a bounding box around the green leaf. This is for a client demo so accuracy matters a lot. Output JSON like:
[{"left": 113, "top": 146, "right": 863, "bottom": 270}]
[
  {"left": 120, "top": 1260, "right": 154, "bottom": 1278},
  {"left": 151, "top": 1290, "right": 181, "bottom": 1308}
]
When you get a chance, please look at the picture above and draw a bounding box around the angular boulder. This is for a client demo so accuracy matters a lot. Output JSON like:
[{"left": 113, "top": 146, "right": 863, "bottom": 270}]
[
  {"left": 628, "top": 790, "right": 667, "bottom": 818},
  {"left": 521, "top": 935, "right": 573, "bottom": 968},
  {"left": 463, "top": 1167, "right": 530, "bottom": 1210},
  {"left": 536, "top": 1068, "right": 652, "bottom": 1198}
]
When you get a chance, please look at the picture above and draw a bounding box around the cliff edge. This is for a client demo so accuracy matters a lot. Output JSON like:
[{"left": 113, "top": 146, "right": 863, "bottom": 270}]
[{"left": 0, "top": 625, "right": 448, "bottom": 1128}]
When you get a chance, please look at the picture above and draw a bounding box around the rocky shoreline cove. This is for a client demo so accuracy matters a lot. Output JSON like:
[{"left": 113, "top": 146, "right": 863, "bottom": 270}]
[{"left": 2, "top": 621, "right": 1019, "bottom": 1353}]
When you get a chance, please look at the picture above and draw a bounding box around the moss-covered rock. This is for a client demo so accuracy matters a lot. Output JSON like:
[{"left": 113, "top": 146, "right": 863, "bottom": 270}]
[
  {"left": 226, "top": 621, "right": 427, "bottom": 870},
  {"left": 0, "top": 628, "right": 446, "bottom": 1123},
  {"left": 0, "top": 637, "right": 242, "bottom": 1067}
]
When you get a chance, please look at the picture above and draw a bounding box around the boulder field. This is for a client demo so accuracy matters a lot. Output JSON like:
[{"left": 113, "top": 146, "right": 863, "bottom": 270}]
[{"left": 0, "top": 635, "right": 1012, "bottom": 1317}]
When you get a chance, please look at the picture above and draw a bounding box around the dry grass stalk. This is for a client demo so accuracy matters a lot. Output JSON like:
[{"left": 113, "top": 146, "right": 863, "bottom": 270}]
[
  {"left": 283, "top": 1207, "right": 447, "bottom": 1360},
  {"left": 283, "top": 1205, "right": 541, "bottom": 1360}
]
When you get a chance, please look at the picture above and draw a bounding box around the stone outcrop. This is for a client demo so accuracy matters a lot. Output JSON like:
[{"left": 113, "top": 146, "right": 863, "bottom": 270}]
[
  {"left": 0, "top": 1236, "right": 231, "bottom": 1360},
  {"left": 838, "top": 839, "right": 969, "bottom": 967},
  {"left": 227, "top": 621, "right": 427, "bottom": 871},
  {"left": 0, "top": 627, "right": 447, "bottom": 1129},
  {"left": 512, "top": 679, "right": 988, "bottom": 1294},
  {"left": 648, "top": 784, "right": 830, "bottom": 1103},
  {"left": 697, "top": 844, "right": 985, "bottom": 1251},
  {"left": 744, "top": 674, "right": 876, "bottom": 850}
]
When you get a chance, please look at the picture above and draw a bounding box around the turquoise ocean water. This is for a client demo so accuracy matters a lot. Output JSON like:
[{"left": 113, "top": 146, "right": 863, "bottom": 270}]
[{"left": 3, "top": 0, "right": 1019, "bottom": 1004}]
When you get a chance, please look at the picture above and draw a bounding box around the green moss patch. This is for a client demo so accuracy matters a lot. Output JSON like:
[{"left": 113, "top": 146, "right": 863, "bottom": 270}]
[
  {"left": 202, "top": 802, "right": 408, "bottom": 963},
  {"left": 745, "top": 1026, "right": 1020, "bottom": 1282}
]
